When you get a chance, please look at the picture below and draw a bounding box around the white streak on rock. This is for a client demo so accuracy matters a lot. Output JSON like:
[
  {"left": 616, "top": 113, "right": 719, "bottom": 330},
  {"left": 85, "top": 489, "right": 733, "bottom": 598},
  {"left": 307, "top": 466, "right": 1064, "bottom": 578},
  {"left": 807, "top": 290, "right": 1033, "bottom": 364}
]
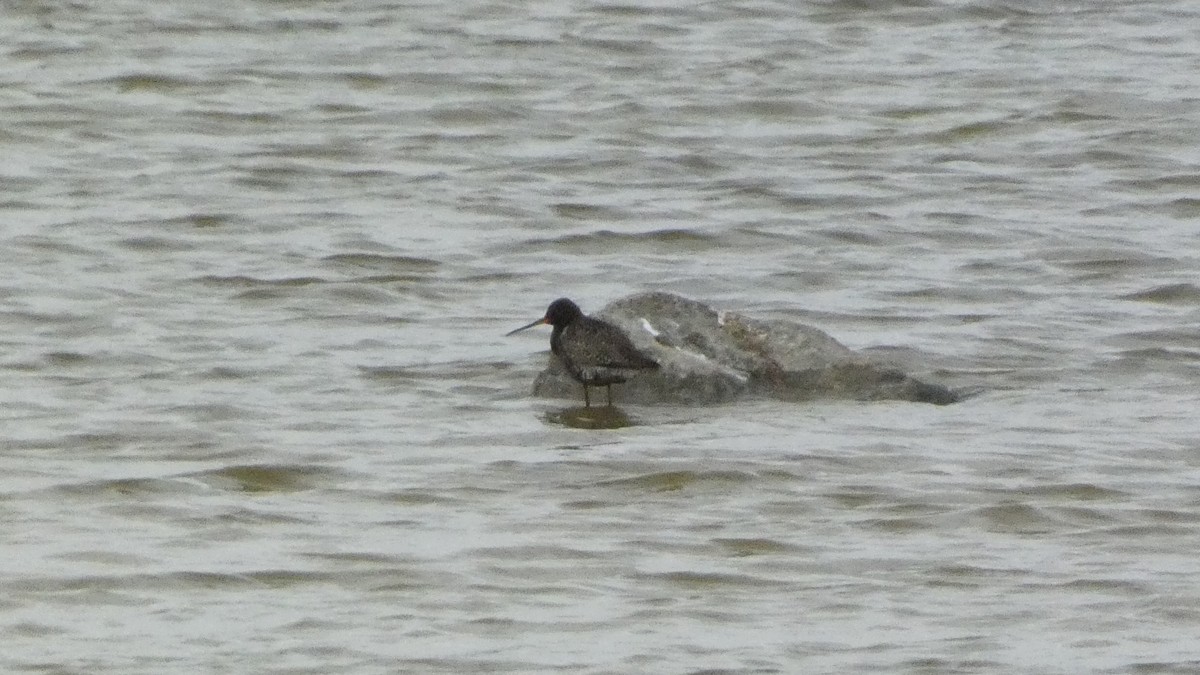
[{"left": 639, "top": 318, "right": 660, "bottom": 337}]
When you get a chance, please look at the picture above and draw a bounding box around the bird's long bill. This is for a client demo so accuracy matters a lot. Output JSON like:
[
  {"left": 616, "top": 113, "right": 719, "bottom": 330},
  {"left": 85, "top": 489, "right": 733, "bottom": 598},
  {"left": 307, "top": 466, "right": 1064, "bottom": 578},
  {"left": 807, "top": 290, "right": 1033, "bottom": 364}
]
[{"left": 505, "top": 317, "right": 548, "bottom": 336}]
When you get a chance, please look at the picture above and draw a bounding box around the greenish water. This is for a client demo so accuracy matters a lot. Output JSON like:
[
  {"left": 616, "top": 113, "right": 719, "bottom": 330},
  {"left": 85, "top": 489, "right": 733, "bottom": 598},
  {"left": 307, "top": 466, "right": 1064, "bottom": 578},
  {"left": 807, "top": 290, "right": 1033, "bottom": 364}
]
[{"left": 2, "top": 1, "right": 1199, "bottom": 672}]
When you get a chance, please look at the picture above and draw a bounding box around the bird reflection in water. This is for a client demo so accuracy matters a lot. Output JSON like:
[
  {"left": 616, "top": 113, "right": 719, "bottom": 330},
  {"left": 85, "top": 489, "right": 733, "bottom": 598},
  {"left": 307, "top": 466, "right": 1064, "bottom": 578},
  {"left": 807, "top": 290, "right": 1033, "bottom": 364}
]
[{"left": 543, "top": 405, "right": 633, "bottom": 429}]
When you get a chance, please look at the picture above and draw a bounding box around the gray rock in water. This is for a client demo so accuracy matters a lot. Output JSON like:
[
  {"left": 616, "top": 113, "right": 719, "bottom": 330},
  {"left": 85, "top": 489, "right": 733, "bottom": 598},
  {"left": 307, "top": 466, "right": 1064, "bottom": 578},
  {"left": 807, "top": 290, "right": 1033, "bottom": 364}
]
[{"left": 528, "top": 292, "right": 961, "bottom": 405}]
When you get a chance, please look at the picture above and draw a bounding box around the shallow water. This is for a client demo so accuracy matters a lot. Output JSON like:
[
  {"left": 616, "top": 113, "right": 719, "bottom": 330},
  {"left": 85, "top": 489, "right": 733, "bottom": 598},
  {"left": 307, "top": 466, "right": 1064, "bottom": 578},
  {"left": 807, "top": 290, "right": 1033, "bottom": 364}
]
[{"left": 3, "top": 0, "right": 1200, "bottom": 672}]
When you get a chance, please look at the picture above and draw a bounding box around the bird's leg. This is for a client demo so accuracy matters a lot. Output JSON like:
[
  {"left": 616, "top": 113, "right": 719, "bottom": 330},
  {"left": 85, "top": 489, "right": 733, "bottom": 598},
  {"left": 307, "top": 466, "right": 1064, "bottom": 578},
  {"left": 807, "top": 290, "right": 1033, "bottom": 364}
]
[
  {"left": 582, "top": 384, "right": 590, "bottom": 408},
  {"left": 605, "top": 384, "right": 613, "bottom": 407}
]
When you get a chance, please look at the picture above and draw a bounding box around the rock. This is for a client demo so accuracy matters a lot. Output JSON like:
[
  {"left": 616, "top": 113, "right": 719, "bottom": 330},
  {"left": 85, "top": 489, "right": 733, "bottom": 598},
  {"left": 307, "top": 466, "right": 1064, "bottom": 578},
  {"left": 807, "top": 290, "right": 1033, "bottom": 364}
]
[{"left": 528, "top": 292, "right": 962, "bottom": 405}]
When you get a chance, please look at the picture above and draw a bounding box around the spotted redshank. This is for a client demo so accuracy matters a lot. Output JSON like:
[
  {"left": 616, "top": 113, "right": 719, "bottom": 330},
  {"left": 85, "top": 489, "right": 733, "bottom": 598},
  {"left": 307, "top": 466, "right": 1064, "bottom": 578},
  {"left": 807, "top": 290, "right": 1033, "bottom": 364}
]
[{"left": 507, "top": 298, "right": 659, "bottom": 407}]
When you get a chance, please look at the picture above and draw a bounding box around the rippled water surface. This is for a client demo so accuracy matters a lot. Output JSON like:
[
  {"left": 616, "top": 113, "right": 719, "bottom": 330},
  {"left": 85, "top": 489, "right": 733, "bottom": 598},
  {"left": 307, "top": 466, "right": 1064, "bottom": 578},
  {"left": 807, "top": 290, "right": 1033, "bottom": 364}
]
[{"left": 3, "top": 0, "right": 1200, "bottom": 672}]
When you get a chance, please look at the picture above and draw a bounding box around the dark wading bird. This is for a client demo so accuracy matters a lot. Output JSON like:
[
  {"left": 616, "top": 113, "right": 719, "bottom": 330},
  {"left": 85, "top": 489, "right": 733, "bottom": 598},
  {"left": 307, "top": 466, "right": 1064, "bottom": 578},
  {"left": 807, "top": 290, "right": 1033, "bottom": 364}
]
[{"left": 507, "top": 298, "right": 660, "bottom": 408}]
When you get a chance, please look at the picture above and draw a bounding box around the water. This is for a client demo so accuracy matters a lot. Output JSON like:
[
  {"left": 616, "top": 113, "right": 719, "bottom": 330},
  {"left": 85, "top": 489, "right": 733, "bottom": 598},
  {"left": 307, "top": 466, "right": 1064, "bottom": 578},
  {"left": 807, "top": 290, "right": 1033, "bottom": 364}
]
[{"left": 3, "top": 0, "right": 1199, "bottom": 672}]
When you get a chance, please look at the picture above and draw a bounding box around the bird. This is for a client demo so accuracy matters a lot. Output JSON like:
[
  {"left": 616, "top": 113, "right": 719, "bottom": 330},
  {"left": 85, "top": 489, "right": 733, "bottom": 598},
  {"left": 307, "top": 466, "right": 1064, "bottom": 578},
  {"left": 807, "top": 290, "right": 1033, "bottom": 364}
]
[{"left": 507, "top": 298, "right": 659, "bottom": 408}]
